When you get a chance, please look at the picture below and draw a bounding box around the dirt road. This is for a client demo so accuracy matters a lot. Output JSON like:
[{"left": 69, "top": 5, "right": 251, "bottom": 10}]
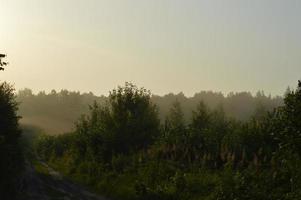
[{"left": 21, "top": 161, "right": 106, "bottom": 200}]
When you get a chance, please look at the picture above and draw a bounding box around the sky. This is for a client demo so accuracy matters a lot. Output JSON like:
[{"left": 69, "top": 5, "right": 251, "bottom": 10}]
[{"left": 0, "top": 0, "right": 300, "bottom": 96}]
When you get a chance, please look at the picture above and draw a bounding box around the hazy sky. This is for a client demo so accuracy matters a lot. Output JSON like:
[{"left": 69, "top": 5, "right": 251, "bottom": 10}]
[{"left": 1, "top": 0, "right": 300, "bottom": 96}]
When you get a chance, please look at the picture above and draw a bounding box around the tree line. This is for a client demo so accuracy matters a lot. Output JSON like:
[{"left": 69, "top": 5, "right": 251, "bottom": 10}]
[
  {"left": 17, "top": 87, "right": 282, "bottom": 134},
  {"left": 35, "top": 81, "right": 301, "bottom": 200}
]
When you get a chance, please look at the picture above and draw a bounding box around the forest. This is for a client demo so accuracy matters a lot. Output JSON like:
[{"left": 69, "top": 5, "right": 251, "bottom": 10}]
[
  {"left": 1, "top": 79, "right": 301, "bottom": 200},
  {"left": 27, "top": 81, "right": 301, "bottom": 200},
  {"left": 2, "top": 1, "right": 300, "bottom": 199},
  {"left": 17, "top": 88, "right": 282, "bottom": 134}
]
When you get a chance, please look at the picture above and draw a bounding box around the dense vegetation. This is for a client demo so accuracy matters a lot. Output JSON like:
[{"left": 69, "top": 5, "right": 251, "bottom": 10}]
[
  {"left": 0, "top": 82, "right": 24, "bottom": 200},
  {"left": 17, "top": 87, "right": 282, "bottom": 134},
  {"left": 36, "top": 81, "right": 301, "bottom": 200}
]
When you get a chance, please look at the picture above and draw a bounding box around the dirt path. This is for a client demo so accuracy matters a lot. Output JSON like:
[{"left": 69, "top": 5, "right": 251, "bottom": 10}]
[{"left": 22, "top": 161, "right": 106, "bottom": 200}]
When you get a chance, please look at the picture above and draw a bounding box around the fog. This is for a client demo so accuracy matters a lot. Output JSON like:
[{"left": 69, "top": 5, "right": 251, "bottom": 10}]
[
  {"left": 17, "top": 88, "right": 283, "bottom": 134},
  {"left": 1, "top": 0, "right": 300, "bottom": 96},
  {"left": 1, "top": 1, "right": 301, "bottom": 199}
]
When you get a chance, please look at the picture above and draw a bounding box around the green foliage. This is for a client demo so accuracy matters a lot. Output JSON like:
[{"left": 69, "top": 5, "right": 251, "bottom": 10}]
[
  {"left": 277, "top": 81, "right": 301, "bottom": 155},
  {"left": 35, "top": 81, "right": 301, "bottom": 200},
  {"left": 107, "top": 82, "right": 160, "bottom": 153},
  {"left": 0, "top": 82, "right": 23, "bottom": 199},
  {"left": 72, "top": 83, "right": 160, "bottom": 165}
]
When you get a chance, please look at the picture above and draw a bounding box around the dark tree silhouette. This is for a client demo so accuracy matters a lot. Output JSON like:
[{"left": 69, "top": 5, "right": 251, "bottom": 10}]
[
  {"left": 0, "top": 54, "right": 23, "bottom": 200},
  {"left": 0, "top": 82, "right": 23, "bottom": 199},
  {"left": 0, "top": 54, "right": 8, "bottom": 70}
]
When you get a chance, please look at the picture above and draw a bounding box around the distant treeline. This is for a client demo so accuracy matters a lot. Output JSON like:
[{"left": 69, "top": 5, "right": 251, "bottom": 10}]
[
  {"left": 17, "top": 88, "right": 283, "bottom": 134},
  {"left": 17, "top": 89, "right": 106, "bottom": 134}
]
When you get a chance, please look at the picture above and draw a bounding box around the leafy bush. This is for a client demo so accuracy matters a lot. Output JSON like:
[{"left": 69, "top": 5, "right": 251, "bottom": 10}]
[
  {"left": 0, "top": 82, "right": 24, "bottom": 199},
  {"left": 35, "top": 81, "right": 301, "bottom": 200}
]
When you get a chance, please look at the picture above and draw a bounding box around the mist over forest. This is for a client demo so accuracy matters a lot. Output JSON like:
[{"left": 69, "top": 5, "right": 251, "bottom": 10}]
[
  {"left": 1, "top": 1, "right": 301, "bottom": 199},
  {"left": 17, "top": 88, "right": 283, "bottom": 134},
  {"left": 3, "top": 79, "right": 301, "bottom": 200}
]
